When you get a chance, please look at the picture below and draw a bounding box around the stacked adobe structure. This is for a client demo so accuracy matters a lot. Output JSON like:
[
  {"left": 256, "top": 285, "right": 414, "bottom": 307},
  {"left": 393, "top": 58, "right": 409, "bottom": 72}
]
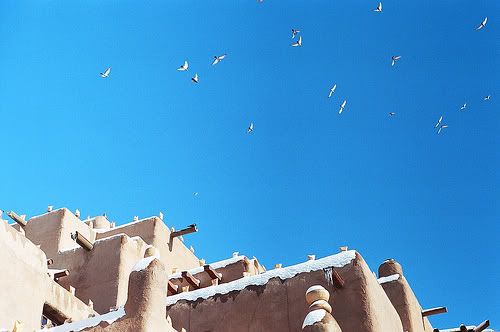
[{"left": 0, "top": 207, "right": 492, "bottom": 332}]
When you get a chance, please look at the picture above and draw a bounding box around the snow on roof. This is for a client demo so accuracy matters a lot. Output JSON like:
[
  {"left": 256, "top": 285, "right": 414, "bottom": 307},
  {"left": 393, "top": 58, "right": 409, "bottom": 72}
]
[
  {"left": 168, "top": 255, "right": 245, "bottom": 280},
  {"left": 438, "top": 327, "right": 495, "bottom": 332},
  {"left": 93, "top": 216, "right": 157, "bottom": 233},
  {"left": 59, "top": 233, "right": 145, "bottom": 254},
  {"left": 39, "top": 307, "right": 125, "bottom": 332},
  {"left": 29, "top": 208, "right": 66, "bottom": 220},
  {"left": 377, "top": 273, "right": 400, "bottom": 284},
  {"left": 132, "top": 256, "right": 159, "bottom": 272},
  {"left": 166, "top": 250, "right": 356, "bottom": 306},
  {"left": 306, "top": 285, "right": 326, "bottom": 295},
  {"left": 302, "top": 309, "right": 327, "bottom": 329}
]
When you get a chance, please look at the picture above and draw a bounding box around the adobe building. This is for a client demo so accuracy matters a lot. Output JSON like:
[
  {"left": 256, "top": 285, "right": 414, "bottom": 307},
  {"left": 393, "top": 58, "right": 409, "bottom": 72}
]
[{"left": 0, "top": 207, "right": 492, "bottom": 332}]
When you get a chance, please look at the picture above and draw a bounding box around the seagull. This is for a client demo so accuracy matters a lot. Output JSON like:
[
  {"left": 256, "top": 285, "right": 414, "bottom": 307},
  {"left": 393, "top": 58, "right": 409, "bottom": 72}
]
[
  {"left": 338, "top": 100, "right": 347, "bottom": 114},
  {"left": 391, "top": 55, "right": 401, "bottom": 66},
  {"left": 460, "top": 103, "right": 467, "bottom": 111},
  {"left": 177, "top": 60, "right": 189, "bottom": 71},
  {"left": 291, "top": 29, "right": 301, "bottom": 39},
  {"left": 484, "top": 95, "right": 491, "bottom": 101},
  {"left": 476, "top": 17, "right": 488, "bottom": 30},
  {"left": 100, "top": 67, "right": 111, "bottom": 78},
  {"left": 374, "top": 2, "right": 382, "bottom": 12},
  {"left": 47, "top": 205, "right": 53, "bottom": 213},
  {"left": 247, "top": 122, "right": 254, "bottom": 133},
  {"left": 191, "top": 73, "right": 199, "bottom": 83},
  {"left": 434, "top": 115, "right": 443, "bottom": 128},
  {"left": 437, "top": 124, "right": 448, "bottom": 134},
  {"left": 75, "top": 209, "right": 81, "bottom": 218},
  {"left": 328, "top": 84, "right": 337, "bottom": 98},
  {"left": 389, "top": 112, "right": 396, "bottom": 116},
  {"left": 212, "top": 54, "right": 227, "bottom": 66},
  {"left": 291, "top": 36, "right": 302, "bottom": 47},
  {"left": 193, "top": 192, "right": 199, "bottom": 197}
]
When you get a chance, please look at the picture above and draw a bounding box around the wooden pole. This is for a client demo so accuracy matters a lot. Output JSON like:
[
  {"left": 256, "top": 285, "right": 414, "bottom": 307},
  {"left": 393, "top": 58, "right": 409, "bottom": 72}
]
[
  {"left": 54, "top": 270, "right": 69, "bottom": 280},
  {"left": 473, "top": 320, "right": 490, "bottom": 332},
  {"left": 71, "top": 231, "right": 94, "bottom": 251},
  {"left": 181, "top": 271, "right": 200, "bottom": 289},
  {"left": 204, "top": 265, "right": 222, "bottom": 281},
  {"left": 171, "top": 224, "right": 198, "bottom": 239},
  {"left": 47, "top": 259, "right": 54, "bottom": 266},
  {"left": 167, "top": 281, "right": 178, "bottom": 295},
  {"left": 422, "top": 307, "right": 447, "bottom": 317},
  {"left": 332, "top": 270, "right": 345, "bottom": 288},
  {"left": 7, "top": 211, "right": 27, "bottom": 227}
]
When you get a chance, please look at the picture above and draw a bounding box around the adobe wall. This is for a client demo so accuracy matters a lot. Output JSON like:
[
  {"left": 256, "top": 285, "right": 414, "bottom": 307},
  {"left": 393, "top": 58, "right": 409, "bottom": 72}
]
[
  {"left": 24, "top": 208, "right": 96, "bottom": 259},
  {"left": 166, "top": 252, "right": 404, "bottom": 332},
  {"left": 95, "top": 217, "right": 199, "bottom": 273},
  {"left": 379, "top": 260, "right": 434, "bottom": 332},
  {"left": 53, "top": 234, "right": 148, "bottom": 314}
]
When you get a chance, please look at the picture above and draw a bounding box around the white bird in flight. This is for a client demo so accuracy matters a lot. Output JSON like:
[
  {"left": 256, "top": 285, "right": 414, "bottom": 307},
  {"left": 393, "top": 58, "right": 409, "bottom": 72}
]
[
  {"left": 177, "top": 60, "right": 189, "bottom": 71},
  {"left": 100, "top": 67, "right": 111, "bottom": 78},
  {"left": 193, "top": 192, "right": 199, "bottom": 197},
  {"left": 291, "top": 36, "right": 302, "bottom": 47},
  {"left": 328, "top": 84, "right": 337, "bottom": 98},
  {"left": 374, "top": 2, "right": 382, "bottom": 12},
  {"left": 476, "top": 17, "right": 488, "bottom": 30},
  {"left": 191, "top": 73, "right": 199, "bottom": 83},
  {"left": 460, "top": 103, "right": 467, "bottom": 111},
  {"left": 291, "top": 29, "right": 301, "bottom": 39},
  {"left": 484, "top": 95, "right": 491, "bottom": 101},
  {"left": 389, "top": 112, "right": 396, "bottom": 116},
  {"left": 437, "top": 124, "right": 448, "bottom": 134},
  {"left": 434, "top": 115, "right": 443, "bottom": 128},
  {"left": 338, "top": 100, "right": 347, "bottom": 114},
  {"left": 212, "top": 54, "right": 227, "bottom": 66},
  {"left": 247, "top": 122, "right": 254, "bottom": 133},
  {"left": 391, "top": 56, "right": 401, "bottom": 66}
]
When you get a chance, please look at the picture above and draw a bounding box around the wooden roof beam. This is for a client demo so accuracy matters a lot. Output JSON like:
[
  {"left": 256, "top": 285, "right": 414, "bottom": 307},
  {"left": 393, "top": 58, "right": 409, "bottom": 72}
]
[
  {"left": 474, "top": 320, "right": 490, "bottom": 332},
  {"left": 171, "top": 224, "right": 198, "bottom": 239},
  {"left": 204, "top": 265, "right": 222, "bottom": 281},
  {"left": 167, "top": 280, "right": 178, "bottom": 296},
  {"left": 422, "top": 306, "right": 447, "bottom": 317},
  {"left": 181, "top": 271, "right": 200, "bottom": 289},
  {"left": 71, "top": 231, "right": 94, "bottom": 251},
  {"left": 7, "top": 211, "right": 27, "bottom": 227}
]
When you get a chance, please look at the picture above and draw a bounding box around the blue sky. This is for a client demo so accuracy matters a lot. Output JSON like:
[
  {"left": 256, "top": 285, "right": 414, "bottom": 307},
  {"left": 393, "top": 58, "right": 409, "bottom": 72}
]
[{"left": 1, "top": 0, "right": 498, "bottom": 328}]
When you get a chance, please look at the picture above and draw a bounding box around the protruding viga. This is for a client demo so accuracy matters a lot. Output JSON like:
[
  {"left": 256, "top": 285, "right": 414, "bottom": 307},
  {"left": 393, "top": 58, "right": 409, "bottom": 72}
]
[{"left": 302, "top": 285, "right": 342, "bottom": 332}]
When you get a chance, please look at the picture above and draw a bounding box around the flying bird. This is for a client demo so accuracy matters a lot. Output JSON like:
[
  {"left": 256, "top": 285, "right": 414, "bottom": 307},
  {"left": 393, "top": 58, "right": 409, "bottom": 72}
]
[
  {"left": 460, "top": 103, "right": 467, "bottom": 111},
  {"left": 434, "top": 115, "right": 443, "bottom": 128},
  {"left": 212, "top": 54, "right": 227, "bottom": 66},
  {"left": 374, "top": 2, "right": 382, "bottom": 12},
  {"left": 193, "top": 192, "right": 199, "bottom": 197},
  {"left": 191, "top": 73, "right": 199, "bottom": 83},
  {"left": 100, "top": 67, "right": 111, "bottom": 78},
  {"left": 328, "top": 84, "right": 337, "bottom": 98},
  {"left": 476, "top": 17, "right": 488, "bottom": 30},
  {"left": 437, "top": 124, "right": 448, "bottom": 134},
  {"left": 177, "top": 60, "right": 189, "bottom": 71},
  {"left": 338, "top": 100, "right": 347, "bottom": 114},
  {"left": 247, "top": 122, "right": 254, "bottom": 133},
  {"left": 291, "top": 36, "right": 302, "bottom": 47},
  {"left": 291, "top": 29, "right": 301, "bottom": 39},
  {"left": 391, "top": 56, "right": 401, "bottom": 66},
  {"left": 484, "top": 95, "right": 491, "bottom": 101},
  {"left": 389, "top": 112, "right": 396, "bottom": 116}
]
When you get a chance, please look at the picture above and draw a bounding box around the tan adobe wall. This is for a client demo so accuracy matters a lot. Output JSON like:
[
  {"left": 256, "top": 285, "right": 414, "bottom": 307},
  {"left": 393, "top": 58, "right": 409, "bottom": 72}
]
[
  {"left": 95, "top": 217, "right": 199, "bottom": 273},
  {"left": 166, "top": 252, "right": 405, "bottom": 332},
  {"left": 379, "top": 260, "right": 434, "bottom": 332}
]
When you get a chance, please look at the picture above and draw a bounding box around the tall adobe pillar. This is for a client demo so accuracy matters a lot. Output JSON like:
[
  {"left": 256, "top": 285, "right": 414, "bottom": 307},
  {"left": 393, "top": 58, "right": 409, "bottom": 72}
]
[{"left": 302, "top": 285, "right": 342, "bottom": 332}]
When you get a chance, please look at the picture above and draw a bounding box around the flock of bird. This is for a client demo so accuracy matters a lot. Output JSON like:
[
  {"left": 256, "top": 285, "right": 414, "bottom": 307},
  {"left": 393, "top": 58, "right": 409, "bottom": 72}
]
[{"left": 97, "top": 2, "right": 491, "bottom": 136}]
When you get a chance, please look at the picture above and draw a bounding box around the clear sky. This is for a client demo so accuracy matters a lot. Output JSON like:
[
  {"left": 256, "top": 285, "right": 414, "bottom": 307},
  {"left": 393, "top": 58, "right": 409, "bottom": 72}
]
[{"left": 1, "top": 0, "right": 498, "bottom": 328}]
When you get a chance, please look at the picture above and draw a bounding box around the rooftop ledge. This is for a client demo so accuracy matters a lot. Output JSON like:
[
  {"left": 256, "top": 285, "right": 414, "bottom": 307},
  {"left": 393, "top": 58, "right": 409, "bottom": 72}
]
[{"left": 165, "top": 250, "right": 357, "bottom": 306}]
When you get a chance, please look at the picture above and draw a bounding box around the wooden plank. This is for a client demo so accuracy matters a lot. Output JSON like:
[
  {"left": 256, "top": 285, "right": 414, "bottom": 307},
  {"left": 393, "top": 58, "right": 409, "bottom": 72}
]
[
  {"left": 473, "top": 320, "right": 490, "bottom": 332},
  {"left": 204, "top": 265, "right": 222, "bottom": 281},
  {"left": 181, "top": 271, "right": 200, "bottom": 289},
  {"left": 54, "top": 270, "right": 69, "bottom": 280},
  {"left": 7, "top": 211, "right": 27, "bottom": 227},
  {"left": 422, "top": 307, "right": 447, "bottom": 317}
]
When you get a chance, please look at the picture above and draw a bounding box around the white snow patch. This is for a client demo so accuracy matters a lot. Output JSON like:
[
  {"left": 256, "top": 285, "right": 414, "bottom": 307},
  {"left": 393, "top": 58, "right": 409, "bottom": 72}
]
[
  {"left": 302, "top": 309, "right": 326, "bottom": 329},
  {"left": 93, "top": 217, "right": 156, "bottom": 233},
  {"left": 168, "top": 255, "right": 245, "bottom": 280},
  {"left": 132, "top": 256, "right": 159, "bottom": 272},
  {"left": 439, "top": 327, "right": 494, "bottom": 332},
  {"left": 166, "top": 250, "right": 356, "bottom": 306},
  {"left": 306, "top": 285, "right": 326, "bottom": 294},
  {"left": 39, "top": 307, "right": 125, "bottom": 332},
  {"left": 377, "top": 273, "right": 400, "bottom": 284}
]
